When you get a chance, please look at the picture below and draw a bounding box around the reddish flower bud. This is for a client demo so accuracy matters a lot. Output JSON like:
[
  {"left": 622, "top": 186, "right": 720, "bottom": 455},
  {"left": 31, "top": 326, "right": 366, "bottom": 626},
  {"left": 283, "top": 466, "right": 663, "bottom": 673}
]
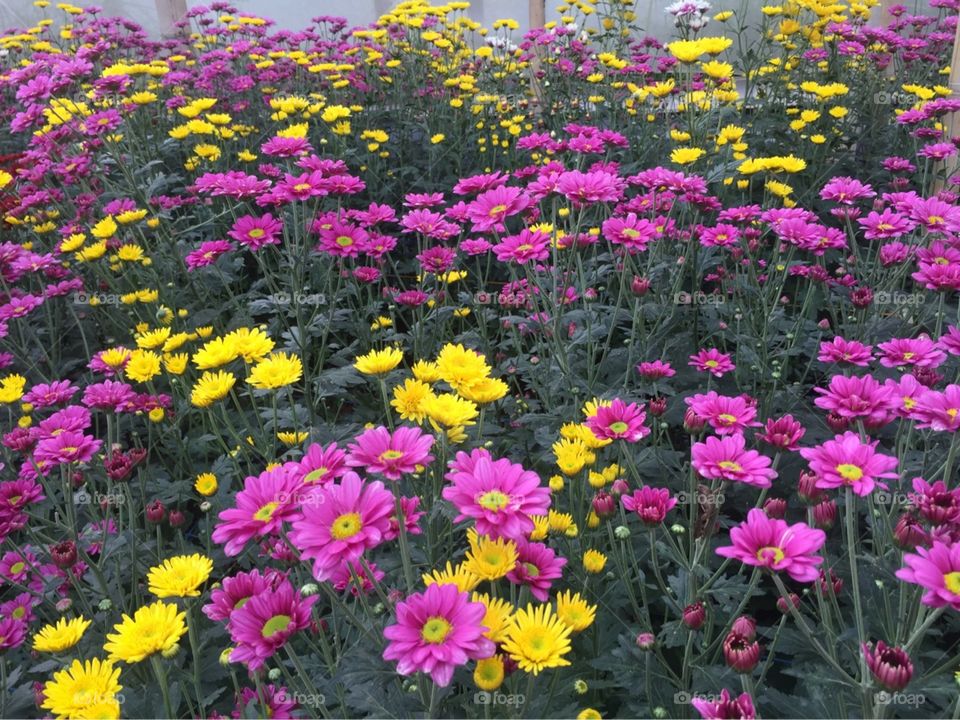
[
  {"left": 851, "top": 287, "right": 873, "bottom": 308},
  {"left": 631, "top": 276, "right": 651, "bottom": 296},
  {"left": 723, "top": 631, "right": 761, "bottom": 673},
  {"left": 893, "top": 513, "right": 928, "bottom": 550},
  {"left": 610, "top": 478, "right": 630, "bottom": 496},
  {"left": 777, "top": 593, "right": 800, "bottom": 614},
  {"left": 813, "top": 499, "right": 838, "bottom": 530},
  {"left": 798, "top": 471, "right": 823, "bottom": 504},
  {"left": 825, "top": 412, "right": 850, "bottom": 433},
  {"left": 863, "top": 641, "right": 913, "bottom": 691},
  {"left": 635, "top": 632, "right": 656, "bottom": 650},
  {"left": 763, "top": 498, "right": 787, "bottom": 519},
  {"left": 648, "top": 396, "right": 667, "bottom": 417},
  {"left": 683, "top": 601, "right": 706, "bottom": 630},
  {"left": 818, "top": 569, "right": 843, "bottom": 596},
  {"left": 730, "top": 616, "right": 757, "bottom": 641},
  {"left": 168, "top": 509, "right": 186, "bottom": 528},
  {"left": 145, "top": 499, "right": 166, "bottom": 524},
  {"left": 912, "top": 366, "right": 943, "bottom": 388},
  {"left": 683, "top": 408, "right": 706, "bottom": 433},
  {"left": 50, "top": 540, "right": 77, "bottom": 570}
]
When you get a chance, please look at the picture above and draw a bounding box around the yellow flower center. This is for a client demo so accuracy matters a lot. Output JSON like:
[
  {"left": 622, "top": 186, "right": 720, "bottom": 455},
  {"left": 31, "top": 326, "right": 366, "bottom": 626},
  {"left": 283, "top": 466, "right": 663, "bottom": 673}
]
[
  {"left": 261, "top": 614, "right": 292, "bottom": 638},
  {"left": 608, "top": 421, "right": 629, "bottom": 434},
  {"left": 717, "top": 460, "right": 742, "bottom": 472},
  {"left": 253, "top": 501, "right": 280, "bottom": 522},
  {"left": 718, "top": 413, "right": 737, "bottom": 425},
  {"left": 836, "top": 463, "right": 863, "bottom": 482},
  {"left": 248, "top": 228, "right": 264, "bottom": 238},
  {"left": 523, "top": 627, "right": 550, "bottom": 659},
  {"left": 303, "top": 467, "right": 328, "bottom": 484},
  {"left": 515, "top": 243, "right": 533, "bottom": 253},
  {"left": 478, "top": 490, "right": 510, "bottom": 511},
  {"left": 11, "top": 607, "right": 24, "bottom": 619},
  {"left": 944, "top": 571, "right": 960, "bottom": 595},
  {"left": 622, "top": 228, "right": 640, "bottom": 238},
  {"left": 421, "top": 616, "right": 452, "bottom": 644},
  {"left": 903, "top": 352, "right": 915, "bottom": 360},
  {"left": 379, "top": 449, "right": 405, "bottom": 462},
  {"left": 523, "top": 562, "right": 540, "bottom": 577},
  {"left": 949, "top": 408, "right": 959, "bottom": 420},
  {"left": 335, "top": 235, "right": 354, "bottom": 247},
  {"left": 330, "top": 512, "right": 363, "bottom": 540},
  {"left": 7, "top": 495, "right": 20, "bottom": 505},
  {"left": 9, "top": 562, "right": 24, "bottom": 575},
  {"left": 293, "top": 183, "right": 311, "bottom": 192},
  {"left": 488, "top": 203, "right": 507, "bottom": 217},
  {"left": 756, "top": 545, "right": 786, "bottom": 564},
  {"left": 704, "top": 359, "right": 719, "bottom": 368}
]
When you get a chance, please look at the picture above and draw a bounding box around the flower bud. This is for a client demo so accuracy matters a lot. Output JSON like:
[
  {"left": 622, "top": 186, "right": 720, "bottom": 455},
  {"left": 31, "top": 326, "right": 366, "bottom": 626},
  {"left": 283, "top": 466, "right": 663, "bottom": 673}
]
[
  {"left": 631, "top": 276, "right": 651, "bottom": 296},
  {"left": 763, "top": 498, "right": 787, "bottom": 519},
  {"left": 797, "top": 471, "right": 823, "bottom": 504},
  {"left": 863, "top": 642, "right": 913, "bottom": 691},
  {"left": 683, "top": 408, "right": 706, "bottom": 434},
  {"left": 636, "top": 632, "right": 656, "bottom": 650},
  {"left": 614, "top": 525, "right": 630, "bottom": 540},
  {"left": 777, "top": 593, "right": 800, "bottom": 614},
  {"left": 813, "top": 499, "right": 838, "bottom": 530},
  {"left": 50, "top": 540, "right": 77, "bottom": 570},
  {"left": 682, "top": 601, "right": 706, "bottom": 630},
  {"left": 592, "top": 491, "right": 616, "bottom": 518},
  {"left": 168, "top": 509, "right": 186, "bottom": 528},
  {"left": 723, "top": 631, "right": 760, "bottom": 673},
  {"left": 610, "top": 478, "right": 629, "bottom": 496},
  {"left": 893, "top": 513, "right": 927, "bottom": 550},
  {"left": 730, "top": 616, "right": 756, "bottom": 641},
  {"left": 648, "top": 397, "right": 667, "bottom": 417},
  {"left": 145, "top": 499, "right": 166, "bottom": 524}
]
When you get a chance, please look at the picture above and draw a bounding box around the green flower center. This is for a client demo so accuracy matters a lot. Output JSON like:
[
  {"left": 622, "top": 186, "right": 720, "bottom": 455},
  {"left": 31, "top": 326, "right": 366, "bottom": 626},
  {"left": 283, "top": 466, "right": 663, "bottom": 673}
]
[
  {"left": 261, "top": 614, "right": 292, "bottom": 638},
  {"left": 421, "top": 616, "right": 452, "bottom": 644},
  {"left": 608, "top": 421, "right": 629, "bottom": 434},
  {"left": 478, "top": 490, "right": 509, "bottom": 511},
  {"left": 253, "top": 501, "right": 280, "bottom": 522}
]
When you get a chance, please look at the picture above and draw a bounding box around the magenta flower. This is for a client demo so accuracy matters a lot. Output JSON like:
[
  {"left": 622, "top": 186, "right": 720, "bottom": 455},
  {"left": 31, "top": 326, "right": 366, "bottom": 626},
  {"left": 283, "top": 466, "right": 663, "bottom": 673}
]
[
  {"left": 0, "top": 294, "right": 43, "bottom": 321},
  {"left": 909, "top": 477, "right": 960, "bottom": 524},
  {"left": 691, "top": 689, "right": 755, "bottom": 720},
  {"left": 556, "top": 169, "right": 625, "bottom": 206},
  {"left": 685, "top": 392, "right": 760, "bottom": 436},
  {"left": 689, "top": 348, "right": 735, "bottom": 378},
  {"left": 82, "top": 380, "right": 136, "bottom": 409},
  {"left": 346, "top": 425, "right": 435, "bottom": 481},
  {"left": 886, "top": 375, "right": 926, "bottom": 419},
  {"left": 330, "top": 560, "right": 386, "bottom": 596},
  {"left": 505, "top": 541, "right": 567, "bottom": 601},
  {"left": 621, "top": 487, "right": 677, "bottom": 526},
  {"left": 466, "top": 185, "right": 529, "bottom": 232},
  {"left": 32, "top": 431, "right": 101, "bottom": 466},
  {"left": 896, "top": 541, "right": 960, "bottom": 610},
  {"left": 228, "top": 580, "right": 318, "bottom": 670},
  {"left": 211, "top": 464, "right": 303, "bottom": 556},
  {"left": 636, "top": 360, "right": 675, "bottom": 380},
  {"left": 857, "top": 209, "right": 916, "bottom": 240},
  {"left": 315, "top": 219, "right": 368, "bottom": 258},
  {"left": 602, "top": 213, "right": 657, "bottom": 252},
  {"left": 691, "top": 434, "right": 778, "bottom": 488},
  {"left": 236, "top": 685, "right": 297, "bottom": 719},
  {"left": 716, "top": 508, "right": 826, "bottom": 582},
  {"left": 21, "top": 380, "right": 76, "bottom": 407},
  {"left": 493, "top": 228, "right": 551, "bottom": 265},
  {"left": 939, "top": 325, "right": 960, "bottom": 356},
  {"left": 817, "top": 337, "right": 873, "bottom": 367},
  {"left": 877, "top": 337, "right": 946, "bottom": 369},
  {"left": 585, "top": 399, "right": 650, "bottom": 442},
  {"left": 913, "top": 385, "right": 960, "bottom": 431},
  {"left": 296, "top": 441, "right": 348, "bottom": 486},
  {"left": 203, "top": 568, "right": 282, "bottom": 623},
  {"left": 757, "top": 414, "right": 805, "bottom": 451},
  {"left": 820, "top": 176, "right": 875, "bottom": 204},
  {"left": 382, "top": 583, "right": 495, "bottom": 687},
  {"left": 185, "top": 240, "right": 233, "bottom": 270},
  {"left": 288, "top": 472, "right": 394, "bottom": 582},
  {"left": 813, "top": 374, "right": 894, "bottom": 426},
  {"left": 799, "top": 432, "right": 899, "bottom": 496},
  {"left": 228, "top": 214, "right": 283, "bottom": 250},
  {"left": 0, "top": 617, "right": 26, "bottom": 651}
]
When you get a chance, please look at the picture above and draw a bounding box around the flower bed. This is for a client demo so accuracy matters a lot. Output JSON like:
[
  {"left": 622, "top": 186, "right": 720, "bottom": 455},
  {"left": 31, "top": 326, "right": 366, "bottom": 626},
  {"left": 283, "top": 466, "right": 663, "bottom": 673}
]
[{"left": 1, "top": 0, "right": 960, "bottom": 718}]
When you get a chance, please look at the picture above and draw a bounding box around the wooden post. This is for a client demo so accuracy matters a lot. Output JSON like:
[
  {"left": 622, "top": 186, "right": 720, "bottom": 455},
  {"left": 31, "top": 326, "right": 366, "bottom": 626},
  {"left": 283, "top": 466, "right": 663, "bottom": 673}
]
[
  {"left": 868, "top": 0, "right": 898, "bottom": 26},
  {"left": 155, "top": 0, "right": 188, "bottom": 38}
]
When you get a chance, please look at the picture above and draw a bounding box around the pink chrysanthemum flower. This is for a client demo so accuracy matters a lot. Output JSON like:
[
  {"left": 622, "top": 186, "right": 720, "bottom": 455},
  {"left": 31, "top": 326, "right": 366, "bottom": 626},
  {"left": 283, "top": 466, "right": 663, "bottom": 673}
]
[
  {"left": 820, "top": 176, "right": 875, "bottom": 204},
  {"left": 689, "top": 348, "right": 735, "bottom": 377},
  {"left": 877, "top": 337, "right": 946, "bottom": 369},
  {"left": 636, "top": 360, "right": 675, "bottom": 380},
  {"left": 813, "top": 374, "right": 894, "bottom": 426},
  {"left": 297, "top": 441, "right": 348, "bottom": 486},
  {"left": 32, "top": 431, "right": 102, "bottom": 466},
  {"left": 466, "top": 186, "right": 530, "bottom": 232},
  {"left": 228, "top": 214, "right": 283, "bottom": 250},
  {"left": 909, "top": 477, "right": 960, "bottom": 525},
  {"left": 939, "top": 325, "right": 960, "bottom": 356},
  {"left": 185, "top": 240, "right": 233, "bottom": 270},
  {"left": 621, "top": 487, "right": 677, "bottom": 526},
  {"left": 211, "top": 464, "right": 303, "bottom": 556},
  {"left": 0, "top": 617, "right": 26, "bottom": 651},
  {"left": 817, "top": 337, "right": 873, "bottom": 367},
  {"left": 34, "top": 406, "right": 92, "bottom": 439},
  {"left": 0, "top": 548, "right": 37, "bottom": 584},
  {"left": 382, "top": 582, "right": 495, "bottom": 687},
  {"left": 346, "top": 426, "right": 435, "bottom": 481},
  {"left": 691, "top": 689, "right": 756, "bottom": 720},
  {"left": 684, "top": 392, "right": 760, "bottom": 436},
  {"left": 315, "top": 219, "right": 368, "bottom": 258},
  {"left": 506, "top": 541, "right": 567, "bottom": 601},
  {"left": 82, "top": 380, "right": 136, "bottom": 410},
  {"left": 556, "top": 169, "right": 625, "bottom": 206},
  {"left": 0, "top": 592, "right": 38, "bottom": 623},
  {"left": 691, "top": 435, "right": 778, "bottom": 488},
  {"left": 913, "top": 385, "right": 960, "bottom": 431},
  {"left": 896, "top": 541, "right": 960, "bottom": 610},
  {"left": 330, "top": 560, "right": 385, "bottom": 597},
  {"left": 493, "top": 229, "right": 551, "bottom": 265},
  {"left": 228, "top": 580, "right": 318, "bottom": 670},
  {"left": 385, "top": 496, "right": 425, "bottom": 541},
  {"left": 799, "top": 432, "right": 899, "bottom": 496},
  {"left": 288, "top": 472, "right": 394, "bottom": 582},
  {"left": 442, "top": 455, "right": 551, "bottom": 541},
  {"left": 885, "top": 375, "right": 925, "bottom": 419},
  {"left": 757, "top": 414, "right": 805, "bottom": 451},
  {"left": 203, "top": 568, "right": 283, "bottom": 623},
  {"left": 21, "top": 380, "right": 76, "bottom": 408},
  {"left": 585, "top": 399, "right": 650, "bottom": 442},
  {"left": 716, "top": 508, "right": 826, "bottom": 582},
  {"left": 602, "top": 213, "right": 657, "bottom": 252}
]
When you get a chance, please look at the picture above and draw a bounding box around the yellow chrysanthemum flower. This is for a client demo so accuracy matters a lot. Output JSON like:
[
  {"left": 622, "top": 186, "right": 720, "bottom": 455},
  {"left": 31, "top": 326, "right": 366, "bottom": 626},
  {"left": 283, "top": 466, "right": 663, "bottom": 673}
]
[
  {"left": 474, "top": 655, "right": 505, "bottom": 691},
  {"left": 354, "top": 347, "right": 403, "bottom": 376},
  {"left": 472, "top": 593, "right": 514, "bottom": 643},
  {"left": 192, "top": 335, "right": 240, "bottom": 370},
  {"left": 227, "top": 327, "right": 275, "bottom": 363},
  {"left": 147, "top": 554, "right": 213, "bottom": 598},
  {"left": 502, "top": 603, "right": 572, "bottom": 675},
  {"left": 411, "top": 359, "right": 443, "bottom": 383},
  {"left": 422, "top": 563, "right": 481, "bottom": 593},
  {"left": 191, "top": 370, "right": 236, "bottom": 408},
  {"left": 391, "top": 378, "right": 434, "bottom": 423},
  {"left": 104, "top": 601, "right": 187, "bottom": 663},
  {"left": 124, "top": 350, "right": 162, "bottom": 382},
  {"left": 555, "top": 590, "right": 597, "bottom": 633},
  {"left": 247, "top": 352, "right": 303, "bottom": 390},
  {"left": 33, "top": 617, "right": 92, "bottom": 653},
  {"left": 458, "top": 377, "right": 508, "bottom": 405},
  {"left": 195, "top": 472, "right": 218, "bottom": 496},
  {"left": 435, "top": 343, "right": 490, "bottom": 393},
  {"left": 41, "top": 658, "right": 122, "bottom": 719},
  {"left": 0, "top": 374, "right": 27, "bottom": 404},
  {"left": 464, "top": 529, "right": 517, "bottom": 580},
  {"left": 422, "top": 393, "right": 479, "bottom": 432},
  {"left": 583, "top": 549, "right": 607, "bottom": 574}
]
